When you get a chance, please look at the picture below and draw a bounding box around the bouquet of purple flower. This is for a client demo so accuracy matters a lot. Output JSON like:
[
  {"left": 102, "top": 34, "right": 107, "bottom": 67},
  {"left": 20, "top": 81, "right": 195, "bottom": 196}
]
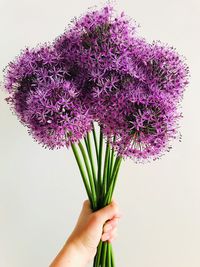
[{"left": 3, "top": 3, "right": 189, "bottom": 267}]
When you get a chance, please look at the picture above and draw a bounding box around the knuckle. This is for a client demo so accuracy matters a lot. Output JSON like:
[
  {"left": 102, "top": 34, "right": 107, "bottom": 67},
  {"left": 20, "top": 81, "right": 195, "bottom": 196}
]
[
  {"left": 83, "top": 199, "right": 90, "bottom": 208},
  {"left": 83, "top": 199, "right": 88, "bottom": 206}
]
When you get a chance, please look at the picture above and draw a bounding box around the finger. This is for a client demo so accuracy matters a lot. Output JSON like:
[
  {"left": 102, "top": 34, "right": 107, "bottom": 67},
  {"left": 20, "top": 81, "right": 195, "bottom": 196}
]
[
  {"left": 103, "top": 222, "right": 113, "bottom": 232},
  {"left": 108, "top": 229, "right": 118, "bottom": 243},
  {"left": 110, "top": 227, "right": 117, "bottom": 237},
  {"left": 94, "top": 201, "right": 119, "bottom": 223},
  {"left": 101, "top": 232, "right": 110, "bottom": 242},
  {"left": 103, "top": 218, "right": 118, "bottom": 233},
  {"left": 109, "top": 217, "right": 119, "bottom": 226},
  {"left": 103, "top": 226, "right": 117, "bottom": 238},
  {"left": 102, "top": 227, "right": 118, "bottom": 241}
]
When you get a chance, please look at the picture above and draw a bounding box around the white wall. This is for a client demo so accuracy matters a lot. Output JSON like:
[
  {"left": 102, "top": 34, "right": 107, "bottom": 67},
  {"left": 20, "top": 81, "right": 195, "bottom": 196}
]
[{"left": 0, "top": 0, "right": 199, "bottom": 266}]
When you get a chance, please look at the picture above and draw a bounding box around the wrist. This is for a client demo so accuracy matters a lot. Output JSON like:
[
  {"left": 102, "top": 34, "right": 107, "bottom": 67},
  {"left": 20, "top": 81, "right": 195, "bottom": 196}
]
[
  {"left": 50, "top": 238, "right": 89, "bottom": 267},
  {"left": 64, "top": 237, "right": 91, "bottom": 266}
]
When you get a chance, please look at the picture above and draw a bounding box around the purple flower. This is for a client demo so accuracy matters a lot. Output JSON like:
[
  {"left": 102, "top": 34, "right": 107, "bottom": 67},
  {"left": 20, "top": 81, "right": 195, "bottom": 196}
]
[
  {"left": 4, "top": 45, "right": 92, "bottom": 149},
  {"left": 97, "top": 89, "right": 181, "bottom": 161},
  {"left": 146, "top": 41, "right": 189, "bottom": 103}
]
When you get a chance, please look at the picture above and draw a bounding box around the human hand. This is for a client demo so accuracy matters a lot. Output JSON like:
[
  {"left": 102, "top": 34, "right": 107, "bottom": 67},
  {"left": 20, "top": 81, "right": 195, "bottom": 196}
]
[
  {"left": 68, "top": 200, "right": 121, "bottom": 260},
  {"left": 50, "top": 200, "right": 121, "bottom": 267}
]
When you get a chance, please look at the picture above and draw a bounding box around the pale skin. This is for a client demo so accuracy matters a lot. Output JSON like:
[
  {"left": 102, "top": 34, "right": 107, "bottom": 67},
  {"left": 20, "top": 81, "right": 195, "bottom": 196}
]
[{"left": 50, "top": 200, "right": 121, "bottom": 267}]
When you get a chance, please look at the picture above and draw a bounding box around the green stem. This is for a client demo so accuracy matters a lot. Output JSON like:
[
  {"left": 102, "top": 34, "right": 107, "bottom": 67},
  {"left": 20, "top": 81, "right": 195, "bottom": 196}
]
[
  {"left": 107, "top": 151, "right": 115, "bottom": 191},
  {"left": 71, "top": 143, "right": 92, "bottom": 204},
  {"left": 97, "top": 126, "right": 103, "bottom": 203},
  {"left": 103, "top": 156, "right": 122, "bottom": 205},
  {"left": 101, "top": 241, "right": 108, "bottom": 267},
  {"left": 111, "top": 244, "right": 116, "bottom": 267},
  {"left": 86, "top": 132, "right": 99, "bottom": 198},
  {"left": 107, "top": 145, "right": 111, "bottom": 185},
  {"left": 84, "top": 136, "right": 89, "bottom": 153},
  {"left": 109, "top": 135, "right": 116, "bottom": 179},
  {"left": 102, "top": 141, "right": 110, "bottom": 197},
  {"left": 95, "top": 240, "right": 103, "bottom": 267},
  {"left": 108, "top": 158, "right": 121, "bottom": 204},
  {"left": 107, "top": 242, "right": 112, "bottom": 267},
  {"left": 92, "top": 122, "right": 99, "bottom": 163},
  {"left": 78, "top": 141, "right": 97, "bottom": 210}
]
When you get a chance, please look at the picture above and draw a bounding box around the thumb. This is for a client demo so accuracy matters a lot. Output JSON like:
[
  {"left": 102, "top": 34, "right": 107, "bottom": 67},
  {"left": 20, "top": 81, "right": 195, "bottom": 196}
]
[{"left": 94, "top": 201, "right": 119, "bottom": 223}]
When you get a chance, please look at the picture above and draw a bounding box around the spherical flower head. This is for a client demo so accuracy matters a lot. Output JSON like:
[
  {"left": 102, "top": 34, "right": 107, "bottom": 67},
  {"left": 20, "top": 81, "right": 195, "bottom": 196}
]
[
  {"left": 24, "top": 80, "right": 92, "bottom": 149},
  {"left": 99, "top": 89, "right": 182, "bottom": 162},
  {"left": 3, "top": 45, "right": 93, "bottom": 149},
  {"left": 3, "top": 44, "right": 66, "bottom": 93},
  {"left": 145, "top": 41, "right": 189, "bottom": 103},
  {"left": 53, "top": 3, "right": 141, "bottom": 99}
]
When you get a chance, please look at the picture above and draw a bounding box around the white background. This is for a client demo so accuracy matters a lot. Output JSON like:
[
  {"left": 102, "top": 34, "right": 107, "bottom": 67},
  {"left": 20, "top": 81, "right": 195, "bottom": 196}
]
[{"left": 0, "top": 0, "right": 200, "bottom": 266}]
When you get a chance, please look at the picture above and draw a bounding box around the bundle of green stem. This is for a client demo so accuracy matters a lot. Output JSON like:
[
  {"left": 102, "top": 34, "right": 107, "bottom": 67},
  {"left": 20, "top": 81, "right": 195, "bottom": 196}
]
[{"left": 71, "top": 123, "right": 122, "bottom": 267}]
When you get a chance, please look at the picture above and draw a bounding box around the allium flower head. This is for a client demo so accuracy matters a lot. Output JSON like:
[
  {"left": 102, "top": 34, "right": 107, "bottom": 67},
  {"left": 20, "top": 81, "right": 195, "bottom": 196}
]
[
  {"left": 53, "top": 4, "right": 141, "bottom": 99},
  {"left": 3, "top": 45, "right": 92, "bottom": 149},
  {"left": 146, "top": 41, "right": 189, "bottom": 103},
  {"left": 98, "top": 89, "right": 182, "bottom": 161}
]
